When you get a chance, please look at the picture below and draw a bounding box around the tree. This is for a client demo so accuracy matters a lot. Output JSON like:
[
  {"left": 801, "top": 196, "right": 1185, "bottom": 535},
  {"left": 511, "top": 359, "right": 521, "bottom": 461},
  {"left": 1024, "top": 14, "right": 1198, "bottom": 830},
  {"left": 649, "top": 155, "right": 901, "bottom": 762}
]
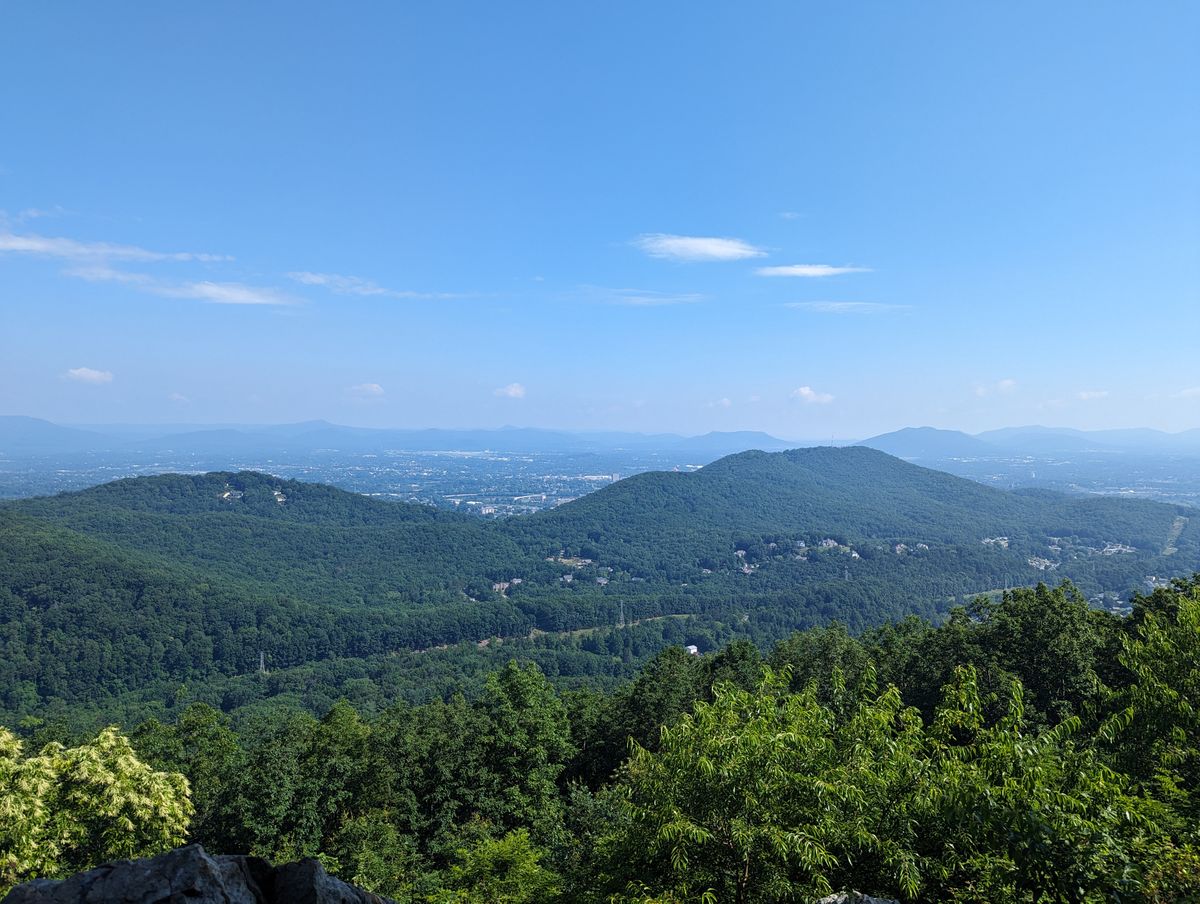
[
  {"left": 478, "top": 661, "right": 575, "bottom": 838},
  {"left": 0, "top": 725, "right": 191, "bottom": 894},
  {"left": 919, "top": 667, "right": 1156, "bottom": 902},
  {"left": 132, "top": 702, "right": 240, "bottom": 845},
  {"left": 441, "top": 824, "right": 561, "bottom": 903},
  {"left": 1102, "top": 581, "right": 1200, "bottom": 824},
  {"left": 211, "top": 710, "right": 315, "bottom": 858},
  {"left": 769, "top": 622, "right": 872, "bottom": 701},
  {"left": 602, "top": 669, "right": 925, "bottom": 903}
]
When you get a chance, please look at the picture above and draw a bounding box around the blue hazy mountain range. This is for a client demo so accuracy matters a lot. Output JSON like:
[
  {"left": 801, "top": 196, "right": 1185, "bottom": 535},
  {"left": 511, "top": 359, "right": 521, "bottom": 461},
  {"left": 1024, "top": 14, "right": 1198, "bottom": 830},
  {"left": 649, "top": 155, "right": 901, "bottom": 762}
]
[
  {"left": 4, "top": 416, "right": 1200, "bottom": 460},
  {"left": 0, "top": 415, "right": 801, "bottom": 458},
  {"left": 858, "top": 425, "right": 1200, "bottom": 458}
]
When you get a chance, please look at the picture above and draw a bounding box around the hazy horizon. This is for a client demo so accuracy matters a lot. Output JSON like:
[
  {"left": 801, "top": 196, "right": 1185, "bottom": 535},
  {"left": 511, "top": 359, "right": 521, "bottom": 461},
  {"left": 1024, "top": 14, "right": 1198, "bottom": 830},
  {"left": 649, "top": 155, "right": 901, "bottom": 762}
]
[{"left": 6, "top": 412, "right": 1200, "bottom": 446}]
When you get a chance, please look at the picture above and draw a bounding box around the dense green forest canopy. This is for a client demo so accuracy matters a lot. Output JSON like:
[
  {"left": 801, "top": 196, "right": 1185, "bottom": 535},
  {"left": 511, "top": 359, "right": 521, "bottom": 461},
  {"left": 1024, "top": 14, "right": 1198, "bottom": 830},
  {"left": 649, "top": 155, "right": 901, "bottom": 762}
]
[
  {"left": 1, "top": 448, "right": 1197, "bottom": 727},
  {"left": 4, "top": 579, "right": 1198, "bottom": 902}
]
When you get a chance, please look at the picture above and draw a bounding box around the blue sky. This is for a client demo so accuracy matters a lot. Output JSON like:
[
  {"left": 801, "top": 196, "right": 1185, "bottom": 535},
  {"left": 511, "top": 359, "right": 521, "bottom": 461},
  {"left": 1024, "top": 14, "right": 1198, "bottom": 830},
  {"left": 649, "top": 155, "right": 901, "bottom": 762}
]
[{"left": 1, "top": 2, "right": 1197, "bottom": 439}]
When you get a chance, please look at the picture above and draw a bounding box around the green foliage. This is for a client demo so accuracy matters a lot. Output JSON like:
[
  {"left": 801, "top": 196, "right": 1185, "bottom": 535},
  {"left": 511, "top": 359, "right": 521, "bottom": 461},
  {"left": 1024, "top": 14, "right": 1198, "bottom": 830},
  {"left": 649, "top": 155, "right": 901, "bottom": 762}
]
[
  {"left": 1102, "top": 577, "right": 1200, "bottom": 824},
  {"left": 478, "top": 662, "right": 575, "bottom": 836},
  {"left": 0, "top": 725, "right": 191, "bottom": 894},
  {"left": 920, "top": 669, "right": 1154, "bottom": 901},
  {"left": 3, "top": 456, "right": 1195, "bottom": 729},
  {"left": 603, "top": 663, "right": 1167, "bottom": 903},
  {"left": 768, "top": 622, "right": 872, "bottom": 700},
  {"left": 130, "top": 703, "right": 238, "bottom": 844},
  {"left": 439, "top": 824, "right": 561, "bottom": 903},
  {"left": 4, "top": 557, "right": 1200, "bottom": 900},
  {"left": 866, "top": 582, "right": 1120, "bottom": 725},
  {"left": 604, "top": 669, "right": 924, "bottom": 903}
]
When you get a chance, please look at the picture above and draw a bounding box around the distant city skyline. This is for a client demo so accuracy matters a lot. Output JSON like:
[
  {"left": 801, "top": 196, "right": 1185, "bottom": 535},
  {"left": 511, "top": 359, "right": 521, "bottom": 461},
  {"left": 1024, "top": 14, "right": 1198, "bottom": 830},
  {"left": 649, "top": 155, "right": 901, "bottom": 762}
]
[{"left": 2, "top": 3, "right": 1197, "bottom": 436}]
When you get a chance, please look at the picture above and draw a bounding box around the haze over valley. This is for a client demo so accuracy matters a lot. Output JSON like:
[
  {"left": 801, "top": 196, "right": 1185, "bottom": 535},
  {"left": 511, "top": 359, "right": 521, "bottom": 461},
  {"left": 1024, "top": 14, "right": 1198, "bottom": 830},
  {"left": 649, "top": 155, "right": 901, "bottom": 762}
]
[{"left": 5, "top": 415, "right": 1200, "bottom": 513}]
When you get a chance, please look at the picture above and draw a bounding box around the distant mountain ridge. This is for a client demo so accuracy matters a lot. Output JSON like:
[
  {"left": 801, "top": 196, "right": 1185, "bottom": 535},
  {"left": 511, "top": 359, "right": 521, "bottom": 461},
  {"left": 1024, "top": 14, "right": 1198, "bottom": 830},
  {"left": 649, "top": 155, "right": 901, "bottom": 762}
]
[
  {"left": 860, "top": 424, "right": 1200, "bottom": 459},
  {"left": 0, "top": 415, "right": 797, "bottom": 457},
  {"left": 854, "top": 427, "right": 995, "bottom": 459},
  {"left": 5, "top": 415, "right": 1198, "bottom": 461}
]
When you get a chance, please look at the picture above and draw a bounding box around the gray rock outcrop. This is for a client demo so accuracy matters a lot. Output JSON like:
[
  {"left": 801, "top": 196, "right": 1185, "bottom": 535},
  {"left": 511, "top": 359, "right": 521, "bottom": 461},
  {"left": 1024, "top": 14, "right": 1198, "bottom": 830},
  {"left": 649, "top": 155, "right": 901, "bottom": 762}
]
[{"left": 1, "top": 845, "right": 392, "bottom": 904}]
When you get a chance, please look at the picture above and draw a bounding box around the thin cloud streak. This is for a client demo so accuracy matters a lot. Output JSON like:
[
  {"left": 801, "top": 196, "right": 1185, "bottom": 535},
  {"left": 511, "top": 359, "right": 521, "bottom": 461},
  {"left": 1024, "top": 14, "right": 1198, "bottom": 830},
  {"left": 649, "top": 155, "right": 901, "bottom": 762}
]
[
  {"left": 580, "top": 285, "right": 704, "bottom": 306},
  {"left": 784, "top": 301, "right": 908, "bottom": 314},
  {"left": 0, "top": 231, "right": 230, "bottom": 262},
  {"left": 160, "top": 281, "right": 293, "bottom": 305},
  {"left": 69, "top": 264, "right": 292, "bottom": 305},
  {"left": 634, "top": 233, "right": 767, "bottom": 262},
  {"left": 287, "top": 271, "right": 462, "bottom": 299},
  {"left": 757, "top": 264, "right": 869, "bottom": 277}
]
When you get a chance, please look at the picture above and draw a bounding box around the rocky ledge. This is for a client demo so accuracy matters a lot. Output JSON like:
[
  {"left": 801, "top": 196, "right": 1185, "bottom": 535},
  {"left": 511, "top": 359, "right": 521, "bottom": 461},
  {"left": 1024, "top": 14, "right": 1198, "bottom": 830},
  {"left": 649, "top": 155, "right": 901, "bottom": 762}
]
[{"left": 1, "top": 844, "right": 392, "bottom": 904}]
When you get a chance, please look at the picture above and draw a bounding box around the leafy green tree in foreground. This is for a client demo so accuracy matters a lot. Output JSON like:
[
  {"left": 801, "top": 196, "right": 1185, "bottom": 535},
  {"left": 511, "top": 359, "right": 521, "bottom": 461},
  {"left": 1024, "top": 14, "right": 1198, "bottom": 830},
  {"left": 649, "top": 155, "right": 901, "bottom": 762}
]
[
  {"left": 1099, "top": 580, "right": 1200, "bottom": 901},
  {"left": 477, "top": 660, "right": 575, "bottom": 838},
  {"left": 0, "top": 725, "right": 191, "bottom": 895},
  {"left": 438, "top": 824, "right": 561, "bottom": 903},
  {"left": 603, "top": 668, "right": 925, "bottom": 903},
  {"left": 603, "top": 666, "right": 1162, "bottom": 903},
  {"left": 130, "top": 702, "right": 239, "bottom": 845},
  {"left": 1104, "top": 580, "right": 1200, "bottom": 822},
  {"left": 918, "top": 669, "right": 1154, "bottom": 902}
]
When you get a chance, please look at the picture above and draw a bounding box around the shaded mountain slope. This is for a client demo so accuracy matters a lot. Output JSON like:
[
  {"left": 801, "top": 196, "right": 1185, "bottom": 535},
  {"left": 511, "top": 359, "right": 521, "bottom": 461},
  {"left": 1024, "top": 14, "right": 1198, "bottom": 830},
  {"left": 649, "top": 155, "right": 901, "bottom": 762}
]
[{"left": 10, "top": 471, "right": 528, "bottom": 607}]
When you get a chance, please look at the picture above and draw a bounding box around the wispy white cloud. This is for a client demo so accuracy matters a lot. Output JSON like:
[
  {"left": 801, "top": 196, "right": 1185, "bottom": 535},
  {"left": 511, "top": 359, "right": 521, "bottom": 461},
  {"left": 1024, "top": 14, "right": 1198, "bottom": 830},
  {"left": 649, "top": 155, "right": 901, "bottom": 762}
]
[
  {"left": 494, "top": 382, "right": 526, "bottom": 399},
  {"left": 168, "top": 392, "right": 191, "bottom": 404},
  {"left": 974, "top": 378, "right": 1018, "bottom": 398},
  {"left": 289, "top": 271, "right": 391, "bottom": 295},
  {"left": 349, "top": 382, "right": 386, "bottom": 398},
  {"left": 161, "top": 281, "right": 292, "bottom": 305},
  {"left": 792, "top": 385, "right": 834, "bottom": 404},
  {"left": 756, "top": 264, "right": 869, "bottom": 277},
  {"left": 19, "top": 206, "right": 66, "bottom": 220},
  {"left": 0, "top": 231, "right": 230, "bottom": 262},
  {"left": 633, "top": 233, "right": 767, "bottom": 262},
  {"left": 287, "top": 271, "right": 460, "bottom": 299},
  {"left": 68, "top": 264, "right": 293, "bottom": 305},
  {"left": 64, "top": 264, "right": 152, "bottom": 285},
  {"left": 580, "top": 285, "right": 704, "bottom": 306},
  {"left": 1175, "top": 386, "right": 1200, "bottom": 399},
  {"left": 779, "top": 211, "right": 801, "bottom": 220},
  {"left": 784, "top": 301, "right": 908, "bottom": 314},
  {"left": 0, "top": 206, "right": 68, "bottom": 228},
  {"left": 64, "top": 366, "right": 113, "bottom": 384},
  {"left": 1077, "top": 389, "right": 1109, "bottom": 401},
  {"left": 708, "top": 397, "right": 733, "bottom": 409}
]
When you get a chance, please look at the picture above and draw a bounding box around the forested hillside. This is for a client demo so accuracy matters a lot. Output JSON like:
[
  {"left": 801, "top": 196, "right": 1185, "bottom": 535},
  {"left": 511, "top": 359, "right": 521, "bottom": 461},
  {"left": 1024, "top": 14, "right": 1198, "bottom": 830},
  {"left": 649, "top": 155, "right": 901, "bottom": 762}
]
[
  {"left": 4, "top": 580, "right": 1198, "bottom": 902},
  {"left": 510, "top": 446, "right": 1190, "bottom": 572},
  {"left": 1, "top": 448, "right": 1197, "bottom": 727}
]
